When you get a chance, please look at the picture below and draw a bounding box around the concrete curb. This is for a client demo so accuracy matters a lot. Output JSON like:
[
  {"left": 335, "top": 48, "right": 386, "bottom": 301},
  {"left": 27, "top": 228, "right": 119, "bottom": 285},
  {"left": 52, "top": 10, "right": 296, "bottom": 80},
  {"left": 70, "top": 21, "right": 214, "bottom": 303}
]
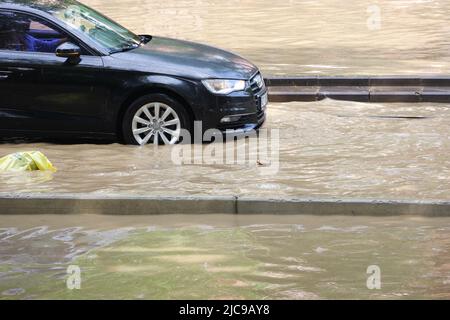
[
  {"left": 1, "top": 193, "right": 450, "bottom": 216},
  {"left": 0, "top": 194, "right": 237, "bottom": 215},
  {"left": 265, "top": 76, "right": 450, "bottom": 87},
  {"left": 237, "top": 197, "right": 450, "bottom": 216},
  {"left": 265, "top": 76, "right": 450, "bottom": 103}
]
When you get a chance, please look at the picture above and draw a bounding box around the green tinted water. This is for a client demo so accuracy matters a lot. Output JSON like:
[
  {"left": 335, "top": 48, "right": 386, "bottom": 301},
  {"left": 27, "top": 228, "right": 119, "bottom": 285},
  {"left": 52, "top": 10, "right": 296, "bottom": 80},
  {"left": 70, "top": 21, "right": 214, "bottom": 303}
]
[{"left": 1, "top": 215, "right": 449, "bottom": 299}]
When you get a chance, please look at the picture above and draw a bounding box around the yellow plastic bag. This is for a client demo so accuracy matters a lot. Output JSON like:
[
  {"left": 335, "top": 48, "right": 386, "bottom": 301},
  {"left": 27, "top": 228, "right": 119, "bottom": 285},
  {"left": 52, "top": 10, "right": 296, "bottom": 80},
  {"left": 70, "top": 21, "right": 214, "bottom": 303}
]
[{"left": 0, "top": 151, "right": 57, "bottom": 172}]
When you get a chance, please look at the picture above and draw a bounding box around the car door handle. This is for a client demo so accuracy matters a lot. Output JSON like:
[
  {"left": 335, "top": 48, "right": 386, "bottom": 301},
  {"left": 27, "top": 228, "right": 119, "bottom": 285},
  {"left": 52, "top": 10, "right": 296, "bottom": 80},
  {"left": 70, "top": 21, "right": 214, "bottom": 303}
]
[
  {"left": 0, "top": 71, "right": 12, "bottom": 80},
  {"left": 9, "top": 67, "right": 34, "bottom": 71}
]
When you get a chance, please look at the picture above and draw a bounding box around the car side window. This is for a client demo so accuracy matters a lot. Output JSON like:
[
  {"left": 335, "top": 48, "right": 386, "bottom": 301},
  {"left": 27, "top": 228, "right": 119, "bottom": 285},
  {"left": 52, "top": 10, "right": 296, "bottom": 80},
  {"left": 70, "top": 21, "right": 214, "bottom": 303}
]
[{"left": 0, "top": 11, "right": 86, "bottom": 54}]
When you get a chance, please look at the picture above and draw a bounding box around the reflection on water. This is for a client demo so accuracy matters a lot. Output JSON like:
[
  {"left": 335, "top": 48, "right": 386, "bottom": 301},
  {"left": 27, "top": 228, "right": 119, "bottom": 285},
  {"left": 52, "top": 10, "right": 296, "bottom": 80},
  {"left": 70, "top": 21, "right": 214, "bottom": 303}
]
[
  {"left": 0, "top": 171, "right": 54, "bottom": 186},
  {"left": 0, "top": 215, "right": 449, "bottom": 299},
  {"left": 1, "top": 100, "right": 450, "bottom": 200},
  {"left": 83, "top": 0, "right": 450, "bottom": 75}
]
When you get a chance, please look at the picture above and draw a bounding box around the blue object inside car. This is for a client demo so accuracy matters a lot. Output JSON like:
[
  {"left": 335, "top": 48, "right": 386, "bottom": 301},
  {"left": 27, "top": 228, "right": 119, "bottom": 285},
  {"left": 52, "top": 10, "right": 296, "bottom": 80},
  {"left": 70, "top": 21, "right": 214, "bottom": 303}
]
[
  {"left": 24, "top": 33, "right": 61, "bottom": 53},
  {"left": 0, "top": 12, "right": 64, "bottom": 53}
]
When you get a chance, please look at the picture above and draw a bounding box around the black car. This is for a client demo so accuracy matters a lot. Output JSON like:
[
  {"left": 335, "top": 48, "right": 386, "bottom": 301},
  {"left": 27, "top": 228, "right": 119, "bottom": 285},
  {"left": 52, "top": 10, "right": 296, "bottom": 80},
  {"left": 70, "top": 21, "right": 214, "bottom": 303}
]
[{"left": 0, "top": 0, "right": 267, "bottom": 145}]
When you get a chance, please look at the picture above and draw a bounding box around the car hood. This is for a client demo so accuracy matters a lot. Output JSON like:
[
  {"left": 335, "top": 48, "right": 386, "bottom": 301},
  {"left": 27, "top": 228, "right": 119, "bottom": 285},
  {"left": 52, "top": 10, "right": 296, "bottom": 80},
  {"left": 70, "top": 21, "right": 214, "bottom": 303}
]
[{"left": 110, "top": 36, "right": 258, "bottom": 80}]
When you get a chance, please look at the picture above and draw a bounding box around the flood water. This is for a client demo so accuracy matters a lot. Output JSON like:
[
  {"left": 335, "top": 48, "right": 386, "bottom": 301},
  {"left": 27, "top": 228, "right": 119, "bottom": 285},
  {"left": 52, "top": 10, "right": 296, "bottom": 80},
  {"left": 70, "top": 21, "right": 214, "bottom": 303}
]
[
  {"left": 2, "top": 0, "right": 450, "bottom": 300},
  {"left": 1, "top": 100, "right": 450, "bottom": 201},
  {"left": 83, "top": 0, "right": 450, "bottom": 75},
  {"left": 0, "top": 214, "right": 449, "bottom": 300}
]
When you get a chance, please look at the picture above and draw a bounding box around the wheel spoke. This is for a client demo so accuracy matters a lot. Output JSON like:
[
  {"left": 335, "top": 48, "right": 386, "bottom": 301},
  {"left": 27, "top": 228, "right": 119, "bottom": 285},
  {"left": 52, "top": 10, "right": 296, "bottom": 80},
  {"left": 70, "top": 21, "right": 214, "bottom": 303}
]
[
  {"left": 154, "top": 103, "right": 160, "bottom": 120},
  {"left": 133, "top": 127, "right": 151, "bottom": 135},
  {"left": 153, "top": 131, "right": 159, "bottom": 145},
  {"left": 160, "top": 133, "right": 171, "bottom": 144},
  {"left": 161, "top": 108, "right": 172, "bottom": 121},
  {"left": 143, "top": 107, "right": 153, "bottom": 121},
  {"left": 134, "top": 116, "right": 150, "bottom": 126},
  {"left": 141, "top": 131, "right": 154, "bottom": 145},
  {"left": 163, "top": 119, "right": 180, "bottom": 126},
  {"left": 169, "top": 136, "right": 179, "bottom": 144},
  {"left": 162, "top": 127, "right": 178, "bottom": 137}
]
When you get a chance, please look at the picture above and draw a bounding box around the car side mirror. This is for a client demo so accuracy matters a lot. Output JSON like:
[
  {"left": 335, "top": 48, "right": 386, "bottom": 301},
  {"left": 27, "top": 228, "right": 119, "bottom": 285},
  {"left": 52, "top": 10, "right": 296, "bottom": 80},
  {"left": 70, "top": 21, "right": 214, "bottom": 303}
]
[
  {"left": 138, "top": 34, "right": 152, "bottom": 44},
  {"left": 56, "top": 42, "right": 81, "bottom": 63}
]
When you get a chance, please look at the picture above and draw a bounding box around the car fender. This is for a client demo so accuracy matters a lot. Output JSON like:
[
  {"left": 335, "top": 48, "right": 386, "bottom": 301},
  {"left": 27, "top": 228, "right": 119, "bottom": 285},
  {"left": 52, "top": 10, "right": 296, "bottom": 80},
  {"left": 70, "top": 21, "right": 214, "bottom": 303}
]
[{"left": 110, "top": 74, "right": 210, "bottom": 133}]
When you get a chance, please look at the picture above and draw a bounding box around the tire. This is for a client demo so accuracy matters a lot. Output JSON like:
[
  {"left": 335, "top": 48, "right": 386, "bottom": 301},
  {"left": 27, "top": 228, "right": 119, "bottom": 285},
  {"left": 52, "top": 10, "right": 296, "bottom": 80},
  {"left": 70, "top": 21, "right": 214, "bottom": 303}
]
[{"left": 122, "top": 93, "right": 192, "bottom": 145}]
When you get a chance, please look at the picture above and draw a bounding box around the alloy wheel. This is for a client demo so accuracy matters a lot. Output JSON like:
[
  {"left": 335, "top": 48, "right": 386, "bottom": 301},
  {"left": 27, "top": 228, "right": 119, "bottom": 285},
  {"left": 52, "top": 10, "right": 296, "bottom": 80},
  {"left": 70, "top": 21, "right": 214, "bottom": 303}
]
[{"left": 132, "top": 102, "right": 181, "bottom": 145}]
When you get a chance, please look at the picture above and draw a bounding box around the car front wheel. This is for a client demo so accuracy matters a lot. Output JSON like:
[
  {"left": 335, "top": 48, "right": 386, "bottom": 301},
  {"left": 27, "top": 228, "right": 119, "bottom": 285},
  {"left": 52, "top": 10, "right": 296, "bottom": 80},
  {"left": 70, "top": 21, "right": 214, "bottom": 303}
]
[{"left": 122, "top": 94, "right": 192, "bottom": 145}]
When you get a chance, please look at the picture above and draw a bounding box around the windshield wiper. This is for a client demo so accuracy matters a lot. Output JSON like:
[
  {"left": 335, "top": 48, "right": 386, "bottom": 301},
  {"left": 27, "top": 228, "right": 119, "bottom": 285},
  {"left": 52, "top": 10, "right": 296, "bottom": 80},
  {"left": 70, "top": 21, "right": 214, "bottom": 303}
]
[
  {"left": 110, "top": 43, "right": 140, "bottom": 54},
  {"left": 110, "top": 35, "right": 152, "bottom": 54}
]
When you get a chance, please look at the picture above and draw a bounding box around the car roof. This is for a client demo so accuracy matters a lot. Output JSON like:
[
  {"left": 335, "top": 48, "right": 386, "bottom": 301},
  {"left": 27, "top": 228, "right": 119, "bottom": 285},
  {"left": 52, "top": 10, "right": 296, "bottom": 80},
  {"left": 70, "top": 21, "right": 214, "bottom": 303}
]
[{"left": 0, "top": 0, "right": 80, "bottom": 13}]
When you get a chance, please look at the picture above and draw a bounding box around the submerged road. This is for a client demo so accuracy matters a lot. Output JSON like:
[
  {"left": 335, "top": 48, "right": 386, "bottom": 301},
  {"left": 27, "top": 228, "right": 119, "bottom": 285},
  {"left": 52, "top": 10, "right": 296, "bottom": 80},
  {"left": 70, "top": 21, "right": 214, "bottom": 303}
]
[{"left": 1, "top": 99, "right": 450, "bottom": 216}]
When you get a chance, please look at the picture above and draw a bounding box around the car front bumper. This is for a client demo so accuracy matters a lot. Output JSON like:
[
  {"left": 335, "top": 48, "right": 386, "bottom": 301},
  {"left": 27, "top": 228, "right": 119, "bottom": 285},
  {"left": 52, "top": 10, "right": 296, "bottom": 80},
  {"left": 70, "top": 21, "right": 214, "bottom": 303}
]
[{"left": 198, "top": 80, "right": 268, "bottom": 133}]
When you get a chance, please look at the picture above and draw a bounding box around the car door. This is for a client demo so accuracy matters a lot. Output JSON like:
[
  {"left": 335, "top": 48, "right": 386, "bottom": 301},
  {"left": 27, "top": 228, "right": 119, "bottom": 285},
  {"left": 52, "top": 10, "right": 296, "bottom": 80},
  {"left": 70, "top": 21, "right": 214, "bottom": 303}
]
[
  {"left": 0, "top": 11, "right": 39, "bottom": 131},
  {"left": 0, "top": 53, "right": 42, "bottom": 132},
  {"left": 0, "top": 10, "right": 110, "bottom": 134}
]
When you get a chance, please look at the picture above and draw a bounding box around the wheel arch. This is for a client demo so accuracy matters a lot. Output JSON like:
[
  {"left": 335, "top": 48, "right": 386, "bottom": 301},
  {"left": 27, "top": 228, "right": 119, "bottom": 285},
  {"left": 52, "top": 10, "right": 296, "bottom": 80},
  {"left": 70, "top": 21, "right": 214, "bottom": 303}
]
[{"left": 116, "top": 85, "right": 197, "bottom": 140}]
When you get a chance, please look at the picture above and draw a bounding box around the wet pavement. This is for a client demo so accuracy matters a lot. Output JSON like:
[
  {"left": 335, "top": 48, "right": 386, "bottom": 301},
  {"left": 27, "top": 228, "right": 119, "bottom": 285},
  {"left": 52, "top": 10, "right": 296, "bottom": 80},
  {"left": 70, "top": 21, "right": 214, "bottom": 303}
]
[
  {"left": 1, "top": 100, "right": 450, "bottom": 201},
  {"left": 84, "top": 0, "right": 450, "bottom": 76},
  {"left": 0, "top": 214, "right": 449, "bottom": 300}
]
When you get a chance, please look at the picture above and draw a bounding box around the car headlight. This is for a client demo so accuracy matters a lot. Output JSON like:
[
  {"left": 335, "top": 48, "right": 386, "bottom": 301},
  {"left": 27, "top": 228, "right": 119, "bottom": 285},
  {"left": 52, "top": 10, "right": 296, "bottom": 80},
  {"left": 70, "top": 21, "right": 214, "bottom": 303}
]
[{"left": 202, "top": 79, "right": 246, "bottom": 95}]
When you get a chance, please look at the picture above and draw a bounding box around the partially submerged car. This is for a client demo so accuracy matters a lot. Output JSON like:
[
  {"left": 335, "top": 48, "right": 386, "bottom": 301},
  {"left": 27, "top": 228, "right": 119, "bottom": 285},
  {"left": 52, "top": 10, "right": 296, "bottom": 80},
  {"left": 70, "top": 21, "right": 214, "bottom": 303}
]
[{"left": 0, "top": 0, "right": 267, "bottom": 145}]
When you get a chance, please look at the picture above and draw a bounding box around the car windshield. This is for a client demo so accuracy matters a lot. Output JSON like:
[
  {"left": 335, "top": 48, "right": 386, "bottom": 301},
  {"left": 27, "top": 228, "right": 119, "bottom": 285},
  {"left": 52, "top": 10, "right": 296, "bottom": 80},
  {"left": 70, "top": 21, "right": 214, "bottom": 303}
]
[{"left": 51, "top": 2, "right": 142, "bottom": 53}]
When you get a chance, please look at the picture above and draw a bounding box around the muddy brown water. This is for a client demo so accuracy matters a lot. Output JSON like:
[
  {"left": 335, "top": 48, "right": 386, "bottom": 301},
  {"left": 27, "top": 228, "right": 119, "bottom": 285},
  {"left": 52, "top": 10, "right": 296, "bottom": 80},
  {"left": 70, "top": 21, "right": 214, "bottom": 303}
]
[
  {"left": 83, "top": 0, "right": 450, "bottom": 76},
  {"left": 1, "top": 100, "right": 450, "bottom": 200},
  {"left": 2, "top": 101, "right": 450, "bottom": 299},
  {"left": 2, "top": 0, "right": 450, "bottom": 300}
]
